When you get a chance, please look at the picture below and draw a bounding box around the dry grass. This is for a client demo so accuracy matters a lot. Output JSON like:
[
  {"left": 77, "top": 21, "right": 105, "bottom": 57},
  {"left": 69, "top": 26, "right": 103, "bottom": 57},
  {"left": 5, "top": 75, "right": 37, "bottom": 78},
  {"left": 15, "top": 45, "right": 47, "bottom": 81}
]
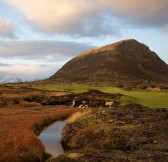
[
  {"left": 67, "top": 109, "right": 92, "bottom": 124},
  {"left": 0, "top": 106, "right": 78, "bottom": 162},
  {"left": 0, "top": 84, "right": 71, "bottom": 100},
  {"left": 19, "top": 101, "right": 41, "bottom": 107},
  {"left": 61, "top": 106, "right": 168, "bottom": 162}
]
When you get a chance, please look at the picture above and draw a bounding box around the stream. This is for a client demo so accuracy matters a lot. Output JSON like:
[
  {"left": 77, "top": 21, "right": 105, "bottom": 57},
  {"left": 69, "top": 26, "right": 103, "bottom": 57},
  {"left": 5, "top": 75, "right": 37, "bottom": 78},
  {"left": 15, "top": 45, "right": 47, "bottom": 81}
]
[{"left": 38, "top": 121, "right": 66, "bottom": 157}]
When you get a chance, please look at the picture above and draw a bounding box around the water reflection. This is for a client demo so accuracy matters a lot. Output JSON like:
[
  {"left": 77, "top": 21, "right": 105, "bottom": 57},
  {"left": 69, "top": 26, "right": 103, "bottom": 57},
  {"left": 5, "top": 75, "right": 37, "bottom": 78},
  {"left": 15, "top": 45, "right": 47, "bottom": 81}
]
[{"left": 39, "top": 121, "right": 66, "bottom": 157}]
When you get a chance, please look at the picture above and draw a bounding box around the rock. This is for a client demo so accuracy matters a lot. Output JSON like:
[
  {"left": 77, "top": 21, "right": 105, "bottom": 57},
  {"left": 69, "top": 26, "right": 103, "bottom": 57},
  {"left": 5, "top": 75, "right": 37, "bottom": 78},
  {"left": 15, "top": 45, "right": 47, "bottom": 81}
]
[
  {"left": 115, "top": 121, "right": 126, "bottom": 125},
  {"left": 101, "top": 111, "right": 108, "bottom": 115},
  {"left": 109, "top": 119, "right": 114, "bottom": 123}
]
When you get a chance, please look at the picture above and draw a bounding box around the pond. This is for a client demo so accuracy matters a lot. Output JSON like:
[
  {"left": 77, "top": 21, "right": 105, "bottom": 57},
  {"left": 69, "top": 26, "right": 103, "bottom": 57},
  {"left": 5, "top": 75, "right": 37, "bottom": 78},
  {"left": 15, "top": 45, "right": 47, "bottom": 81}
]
[{"left": 38, "top": 121, "right": 66, "bottom": 157}]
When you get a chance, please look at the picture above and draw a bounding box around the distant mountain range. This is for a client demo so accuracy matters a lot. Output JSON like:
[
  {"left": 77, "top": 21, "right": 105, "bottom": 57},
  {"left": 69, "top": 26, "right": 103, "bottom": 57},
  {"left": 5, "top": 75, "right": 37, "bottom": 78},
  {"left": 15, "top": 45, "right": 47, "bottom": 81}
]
[
  {"left": 0, "top": 76, "right": 46, "bottom": 84},
  {"left": 49, "top": 39, "right": 168, "bottom": 85},
  {"left": 0, "top": 76, "right": 22, "bottom": 84}
]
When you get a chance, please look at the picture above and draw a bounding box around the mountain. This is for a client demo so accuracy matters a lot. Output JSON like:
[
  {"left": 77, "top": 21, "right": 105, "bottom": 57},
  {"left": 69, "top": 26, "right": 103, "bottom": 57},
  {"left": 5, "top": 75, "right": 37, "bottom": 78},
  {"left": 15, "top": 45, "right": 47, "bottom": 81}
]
[
  {"left": 0, "top": 76, "right": 22, "bottom": 84},
  {"left": 49, "top": 39, "right": 168, "bottom": 85}
]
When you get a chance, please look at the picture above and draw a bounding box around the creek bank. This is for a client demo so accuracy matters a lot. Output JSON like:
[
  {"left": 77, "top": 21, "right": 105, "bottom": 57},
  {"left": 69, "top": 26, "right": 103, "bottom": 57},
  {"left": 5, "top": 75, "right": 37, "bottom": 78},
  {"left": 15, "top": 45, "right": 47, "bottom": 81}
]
[{"left": 52, "top": 104, "right": 168, "bottom": 162}]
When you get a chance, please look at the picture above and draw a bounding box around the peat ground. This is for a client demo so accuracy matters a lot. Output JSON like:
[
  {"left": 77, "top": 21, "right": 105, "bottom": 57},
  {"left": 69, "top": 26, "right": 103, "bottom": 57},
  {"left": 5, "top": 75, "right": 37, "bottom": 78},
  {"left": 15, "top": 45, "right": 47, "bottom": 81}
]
[
  {"left": 54, "top": 105, "right": 168, "bottom": 162},
  {"left": 0, "top": 84, "right": 168, "bottom": 162}
]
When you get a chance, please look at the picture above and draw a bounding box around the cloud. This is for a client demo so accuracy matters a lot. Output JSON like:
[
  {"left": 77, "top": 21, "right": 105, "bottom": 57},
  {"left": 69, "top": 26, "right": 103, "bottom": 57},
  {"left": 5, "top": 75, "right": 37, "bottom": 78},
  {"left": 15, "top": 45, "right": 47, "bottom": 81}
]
[
  {"left": 4, "top": 0, "right": 121, "bottom": 36},
  {"left": 0, "top": 63, "right": 9, "bottom": 66},
  {"left": 0, "top": 63, "right": 55, "bottom": 82},
  {"left": 0, "top": 40, "right": 95, "bottom": 82},
  {"left": 0, "top": 18, "right": 14, "bottom": 37},
  {"left": 0, "top": 40, "right": 95, "bottom": 59},
  {"left": 5, "top": 0, "right": 168, "bottom": 37},
  {"left": 0, "top": 64, "right": 50, "bottom": 74},
  {"left": 105, "top": 0, "right": 168, "bottom": 28}
]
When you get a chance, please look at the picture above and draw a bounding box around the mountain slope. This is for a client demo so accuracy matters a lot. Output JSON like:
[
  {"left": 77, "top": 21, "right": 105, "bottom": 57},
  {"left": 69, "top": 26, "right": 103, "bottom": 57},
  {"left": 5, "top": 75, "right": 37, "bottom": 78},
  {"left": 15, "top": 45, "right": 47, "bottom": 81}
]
[{"left": 49, "top": 39, "right": 168, "bottom": 84}]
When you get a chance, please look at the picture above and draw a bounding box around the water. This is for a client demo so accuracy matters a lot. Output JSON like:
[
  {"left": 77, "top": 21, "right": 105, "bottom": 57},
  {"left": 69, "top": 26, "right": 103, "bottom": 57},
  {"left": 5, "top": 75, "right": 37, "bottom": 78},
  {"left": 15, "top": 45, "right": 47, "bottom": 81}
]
[{"left": 38, "top": 121, "right": 66, "bottom": 157}]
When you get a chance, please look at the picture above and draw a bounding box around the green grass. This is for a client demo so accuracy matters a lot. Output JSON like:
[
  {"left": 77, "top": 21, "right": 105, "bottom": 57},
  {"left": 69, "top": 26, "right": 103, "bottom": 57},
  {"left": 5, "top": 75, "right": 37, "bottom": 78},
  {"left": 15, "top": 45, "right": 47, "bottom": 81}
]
[{"left": 33, "top": 85, "right": 168, "bottom": 108}]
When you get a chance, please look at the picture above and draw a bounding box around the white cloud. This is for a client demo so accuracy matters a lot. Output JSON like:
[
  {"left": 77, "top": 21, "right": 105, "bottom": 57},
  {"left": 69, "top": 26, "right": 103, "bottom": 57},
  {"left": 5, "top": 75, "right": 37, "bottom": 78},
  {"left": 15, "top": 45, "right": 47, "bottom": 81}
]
[
  {"left": 0, "top": 64, "right": 50, "bottom": 74},
  {"left": 0, "top": 18, "right": 14, "bottom": 37},
  {"left": 3, "top": 0, "right": 122, "bottom": 36},
  {"left": 0, "top": 40, "right": 95, "bottom": 82},
  {"left": 5, "top": 0, "right": 168, "bottom": 36},
  {"left": 0, "top": 63, "right": 55, "bottom": 82}
]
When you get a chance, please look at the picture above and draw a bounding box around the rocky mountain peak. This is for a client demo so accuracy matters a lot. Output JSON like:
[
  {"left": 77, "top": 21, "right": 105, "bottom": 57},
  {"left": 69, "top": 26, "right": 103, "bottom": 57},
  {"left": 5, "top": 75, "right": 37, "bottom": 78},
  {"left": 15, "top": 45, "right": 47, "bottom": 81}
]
[{"left": 49, "top": 39, "right": 168, "bottom": 84}]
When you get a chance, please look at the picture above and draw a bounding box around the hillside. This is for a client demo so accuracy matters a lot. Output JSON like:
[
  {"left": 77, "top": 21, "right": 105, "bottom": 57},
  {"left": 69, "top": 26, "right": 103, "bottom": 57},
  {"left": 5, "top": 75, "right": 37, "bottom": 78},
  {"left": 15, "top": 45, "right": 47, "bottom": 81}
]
[{"left": 49, "top": 39, "right": 168, "bottom": 84}]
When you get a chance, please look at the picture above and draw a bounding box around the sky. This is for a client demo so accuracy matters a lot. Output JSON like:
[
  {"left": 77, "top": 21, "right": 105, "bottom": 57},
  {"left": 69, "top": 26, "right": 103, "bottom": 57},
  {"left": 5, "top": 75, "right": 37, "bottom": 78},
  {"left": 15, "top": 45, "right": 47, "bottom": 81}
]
[{"left": 0, "top": 0, "right": 168, "bottom": 83}]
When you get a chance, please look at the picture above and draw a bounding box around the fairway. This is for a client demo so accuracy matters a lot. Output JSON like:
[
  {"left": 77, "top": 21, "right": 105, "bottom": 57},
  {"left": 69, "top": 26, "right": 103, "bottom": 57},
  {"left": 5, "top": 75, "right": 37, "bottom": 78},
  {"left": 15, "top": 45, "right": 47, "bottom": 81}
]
[{"left": 33, "top": 85, "right": 168, "bottom": 108}]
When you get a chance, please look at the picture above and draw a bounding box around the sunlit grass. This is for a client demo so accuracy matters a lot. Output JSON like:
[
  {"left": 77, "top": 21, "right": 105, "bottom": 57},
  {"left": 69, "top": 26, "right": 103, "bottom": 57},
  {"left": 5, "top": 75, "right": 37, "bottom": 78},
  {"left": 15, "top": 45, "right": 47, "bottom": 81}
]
[
  {"left": 0, "top": 107, "right": 77, "bottom": 161},
  {"left": 33, "top": 85, "right": 168, "bottom": 108},
  {"left": 67, "top": 110, "right": 92, "bottom": 124}
]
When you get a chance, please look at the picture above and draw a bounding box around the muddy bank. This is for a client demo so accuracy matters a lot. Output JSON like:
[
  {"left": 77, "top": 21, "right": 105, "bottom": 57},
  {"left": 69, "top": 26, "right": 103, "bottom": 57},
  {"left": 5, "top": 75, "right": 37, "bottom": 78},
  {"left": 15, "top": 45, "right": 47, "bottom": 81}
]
[
  {"left": 24, "top": 90, "right": 122, "bottom": 108},
  {"left": 0, "top": 84, "right": 71, "bottom": 108},
  {"left": 52, "top": 104, "right": 168, "bottom": 162}
]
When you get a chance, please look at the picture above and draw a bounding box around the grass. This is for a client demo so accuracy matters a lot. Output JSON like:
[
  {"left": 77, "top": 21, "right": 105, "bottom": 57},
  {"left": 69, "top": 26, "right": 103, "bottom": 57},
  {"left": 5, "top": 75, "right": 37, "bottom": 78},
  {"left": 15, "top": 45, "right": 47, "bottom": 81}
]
[
  {"left": 0, "top": 106, "right": 78, "bottom": 162},
  {"left": 67, "top": 110, "right": 92, "bottom": 124},
  {"left": 60, "top": 104, "right": 168, "bottom": 162},
  {"left": 0, "top": 84, "right": 83, "bottom": 161},
  {"left": 33, "top": 85, "right": 168, "bottom": 108},
  {"left": 32, "top": 85, "right": 91, "bottom": 93}
]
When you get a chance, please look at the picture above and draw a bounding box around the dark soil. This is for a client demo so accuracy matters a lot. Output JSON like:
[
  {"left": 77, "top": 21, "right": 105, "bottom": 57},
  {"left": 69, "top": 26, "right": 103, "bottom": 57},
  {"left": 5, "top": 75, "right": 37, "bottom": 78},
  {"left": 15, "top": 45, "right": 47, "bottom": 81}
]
[
  {"left": 1, "top": 84, "right": 168, "bottom": 162},
  {"left": 24, "top": 90, "right": 122, "bottom": 107},
  {"left": 52, "top": 104, "right": 168, "bottom": 162}
]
